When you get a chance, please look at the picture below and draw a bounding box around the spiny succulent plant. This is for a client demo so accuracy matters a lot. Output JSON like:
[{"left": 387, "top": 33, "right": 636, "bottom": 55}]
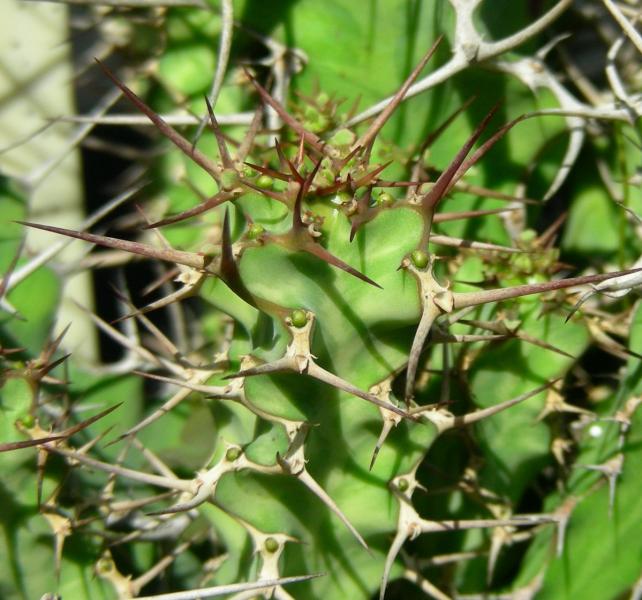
[{"left": 1, "top": 1, "right": 642, "bottom": 599}]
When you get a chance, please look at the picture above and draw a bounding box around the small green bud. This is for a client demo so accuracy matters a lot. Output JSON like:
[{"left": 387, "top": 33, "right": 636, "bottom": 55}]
[
  {"left": 519, "top": 229, "right": 537, "bottom": 243},
  {"left": 290, "top": 309, "right": 308, "bottom": 328},
  {"left": 256, "top": 175, "right": 274, "bottom": 190},
  {"left": 397, "top": 478, "right": 409, "bottom": 492},
  {"left": 376, "top": 192, "right": 395, "bottom": 207},
  {"left": 264, "top": 537, "right": 279, "bottom": 553},
  {"left": 410, "top": 250, "right": 429, "bottom": 269},
  {"left": 512, "top": 254, "right": 533, "bottom": 272},
  {"left": 96, "top": 557, "right": 114, "bottom": 574},
  {"left": 17, "top": 414, "right": 35, "bottom": 429},
  {"left": 225, "top": 447, "right": 242, "bottom": 462},
  {"left": 327, "top": 128, "right": 356, "bottom": 148},
  {"left": 331, "top": 191, "right": 352, "bottom": 206},
  {"left": 247, "top": 223, "right": 265, "bottom": 240},
  {"left": 221, "top": 168, "right": 239, "bottom": 190},
  {"left": 242, "top": 165, "right": 255, "bottom": 178}
]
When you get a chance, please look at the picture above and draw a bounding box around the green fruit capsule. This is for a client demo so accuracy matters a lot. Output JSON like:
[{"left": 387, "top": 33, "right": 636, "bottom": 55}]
[
  {"left": 247, "top": 223, "right": 265, "bottom": 240},
  {"left": 290, "top": 309, "right": 308, "bottom": 328},
  {"left": 376, "top": 192, "right": 395, "bottom": 207},
  {"left": 226, "top": 447, "right": 242, "bottom": 462},
  {"left": 264, "top": 537, "right": 279, "bottom": 553},
  {"left": 256, "top": 175, "right": 274, "bottom": 190},
  {"left": 411, "top": 250, "right": 429, "bottom": 269},
  {"left": 242, "top": 165, "right": 255, "bottom": 178},
  {"left": 397, "top": 478, "right": 409, "bottom": 492}
]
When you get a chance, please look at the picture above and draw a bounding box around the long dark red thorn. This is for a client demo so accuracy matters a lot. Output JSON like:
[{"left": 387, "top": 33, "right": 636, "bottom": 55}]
[
  {"left": 144, "top": 191, "right": 234, "bottom": 229},
  {"left": 219, "top": 209, "right": 259, "bottom": 308},
  {"left": 353, "top": 35, "right": 443, "bottom": 151},
  {"left": 422, "top": 103, "right": 501, "bottom": 213},
  {"left": 303, "top": 243, "right": 382, "bottom": 289},
  {"left": 354, "top": 161, "right": 393, "bottom": 188},
  {"left": 95, "top": 59, "right": 221, "bottom": 182},
  {"left": 204, "top": 95, "right": 234, "bottom": 168},
  {"left": 292, "top": 159, "right": 323, "bottom": 232},
  {"left": 275, "top": 139, "right": 303, "bottom": 183},
  {"left": 244, "top": 68, "right": 327, "bottom": 156},
  {"left": 244, "top": 161, "right": 290, "bottom": 182},
  {"left": 18, "top": 221, "right": 209, "bottom": 270}
]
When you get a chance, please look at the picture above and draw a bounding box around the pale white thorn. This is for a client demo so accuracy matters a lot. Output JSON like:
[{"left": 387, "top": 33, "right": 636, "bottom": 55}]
[
  {"left": 478, "top": 0, "right": 573, "bottom": 58},
  {"left": 536, "top": 32, "right": 572, "bottom": 61},
  {"left": 131, "top": 540, "right": 191, "bottom": 594},
  {"left": 25, "top": 87, "right": 122, "bottom": 190},
  {"left": 380, "top": 529, "right": 409, "bottom": 600},
  {"left": 419, "top": 550, "right": 484, "bottom": 567},
  {"left": 193, "top": 0, "right": 234, "bottom": 143},
  {"left": 130, "top": 307, "right": 182, "bottom": 360},
  {"left": 369, "top": 379, "right": 403, "bottom": 469},
  {"left": 606, "top": 36, "right": 636, "bottom": 111},
  {"left": 543, "top": 126, "right": 585, "bottom": 201},
  {"left": 607, "top": 455, "right": 624, "bottom": 518},
  {"left": 135, "top": 371, "right": 236, "bottom": 402},
  {"left": 118, "top": 273, "right": 205, "bottom": 323},
  {"left": 276, "top": 423, "right": 368, "bottom": 550},
  {"left": 0, "top": 119, "right": 57, "bottom": 155},
  {"left": 602, "top": 0, "right": 642, "bottom": 55},
  {"left": 371, "top": 418, "right": 397, "bottom": 471},
  {"left": 131, "top": 438, "right": 179, "bottom": 480},
  {"left": 0, "top": 297, "right": 19, "bottom": 317},
  {"left": 403, "top": 257, "right": 453, "bottom": 402},
  {"left": 405, "top": 304, "right": 441, "bottom": 402},
  {"left": 429, "top": 234, "right": 522, "bottom": 253},
  {"left": 575, "top": 453, "right": 623, "bottom": 517},
  {"left": 71, "top": 301, "right": 163, "bottom": 369},
  {"left": 134, "top": 574, "right": 323, "bottom": 600},
  {"left": 444, "top": 380, "right": 556, "bottom": 431},
  {"left": 59, "top": 112, "right": 255, "bottom": 126},
  {"left": 487, "top": 527, "right": 506, "bottom": 585},
  {"left": 297, "top": 468, "right": 368, "bottom": 550},
  {"left": 120, "top": 369, "right": 214, "bottom": 438},
  {"left": 273, "top": 587, "right": 296, "bottom": 600},
  {"left": 403, "top": 566, "right": 452, "bottom": 600},
  {"left": 418, "top": 514, "right": 558, "bottom": 534},
  {"left": 49, "top": 446, "right": 193, "bottom": 493},
  {"left": 308, "top": 362, "right": 407, "bottom": 417}
]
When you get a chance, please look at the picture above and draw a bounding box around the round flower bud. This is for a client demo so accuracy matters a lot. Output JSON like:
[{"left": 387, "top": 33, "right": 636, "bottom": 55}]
[
  {"left": 247, "top": 223, "right": 265, "bottom": 240},
  {"left": 290, "top": 309, "right": 308, "bottom": 328},
  {"left": 410, "top": 250, "right": 429, "bottom": 269},
  {"left": 376, "top": 192, "right": 395, "bottom": 207},
  {"left": 225, "top": 447, "right": 242, "bottom": 462},
  {"left": 256, "top": 175, "right": 274, "bottom": 190}
]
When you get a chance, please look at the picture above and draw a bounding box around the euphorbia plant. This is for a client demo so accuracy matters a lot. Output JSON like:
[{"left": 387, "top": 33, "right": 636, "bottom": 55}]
[{"left": 1, "top": 2, "right": 641, "bottom": 599}]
